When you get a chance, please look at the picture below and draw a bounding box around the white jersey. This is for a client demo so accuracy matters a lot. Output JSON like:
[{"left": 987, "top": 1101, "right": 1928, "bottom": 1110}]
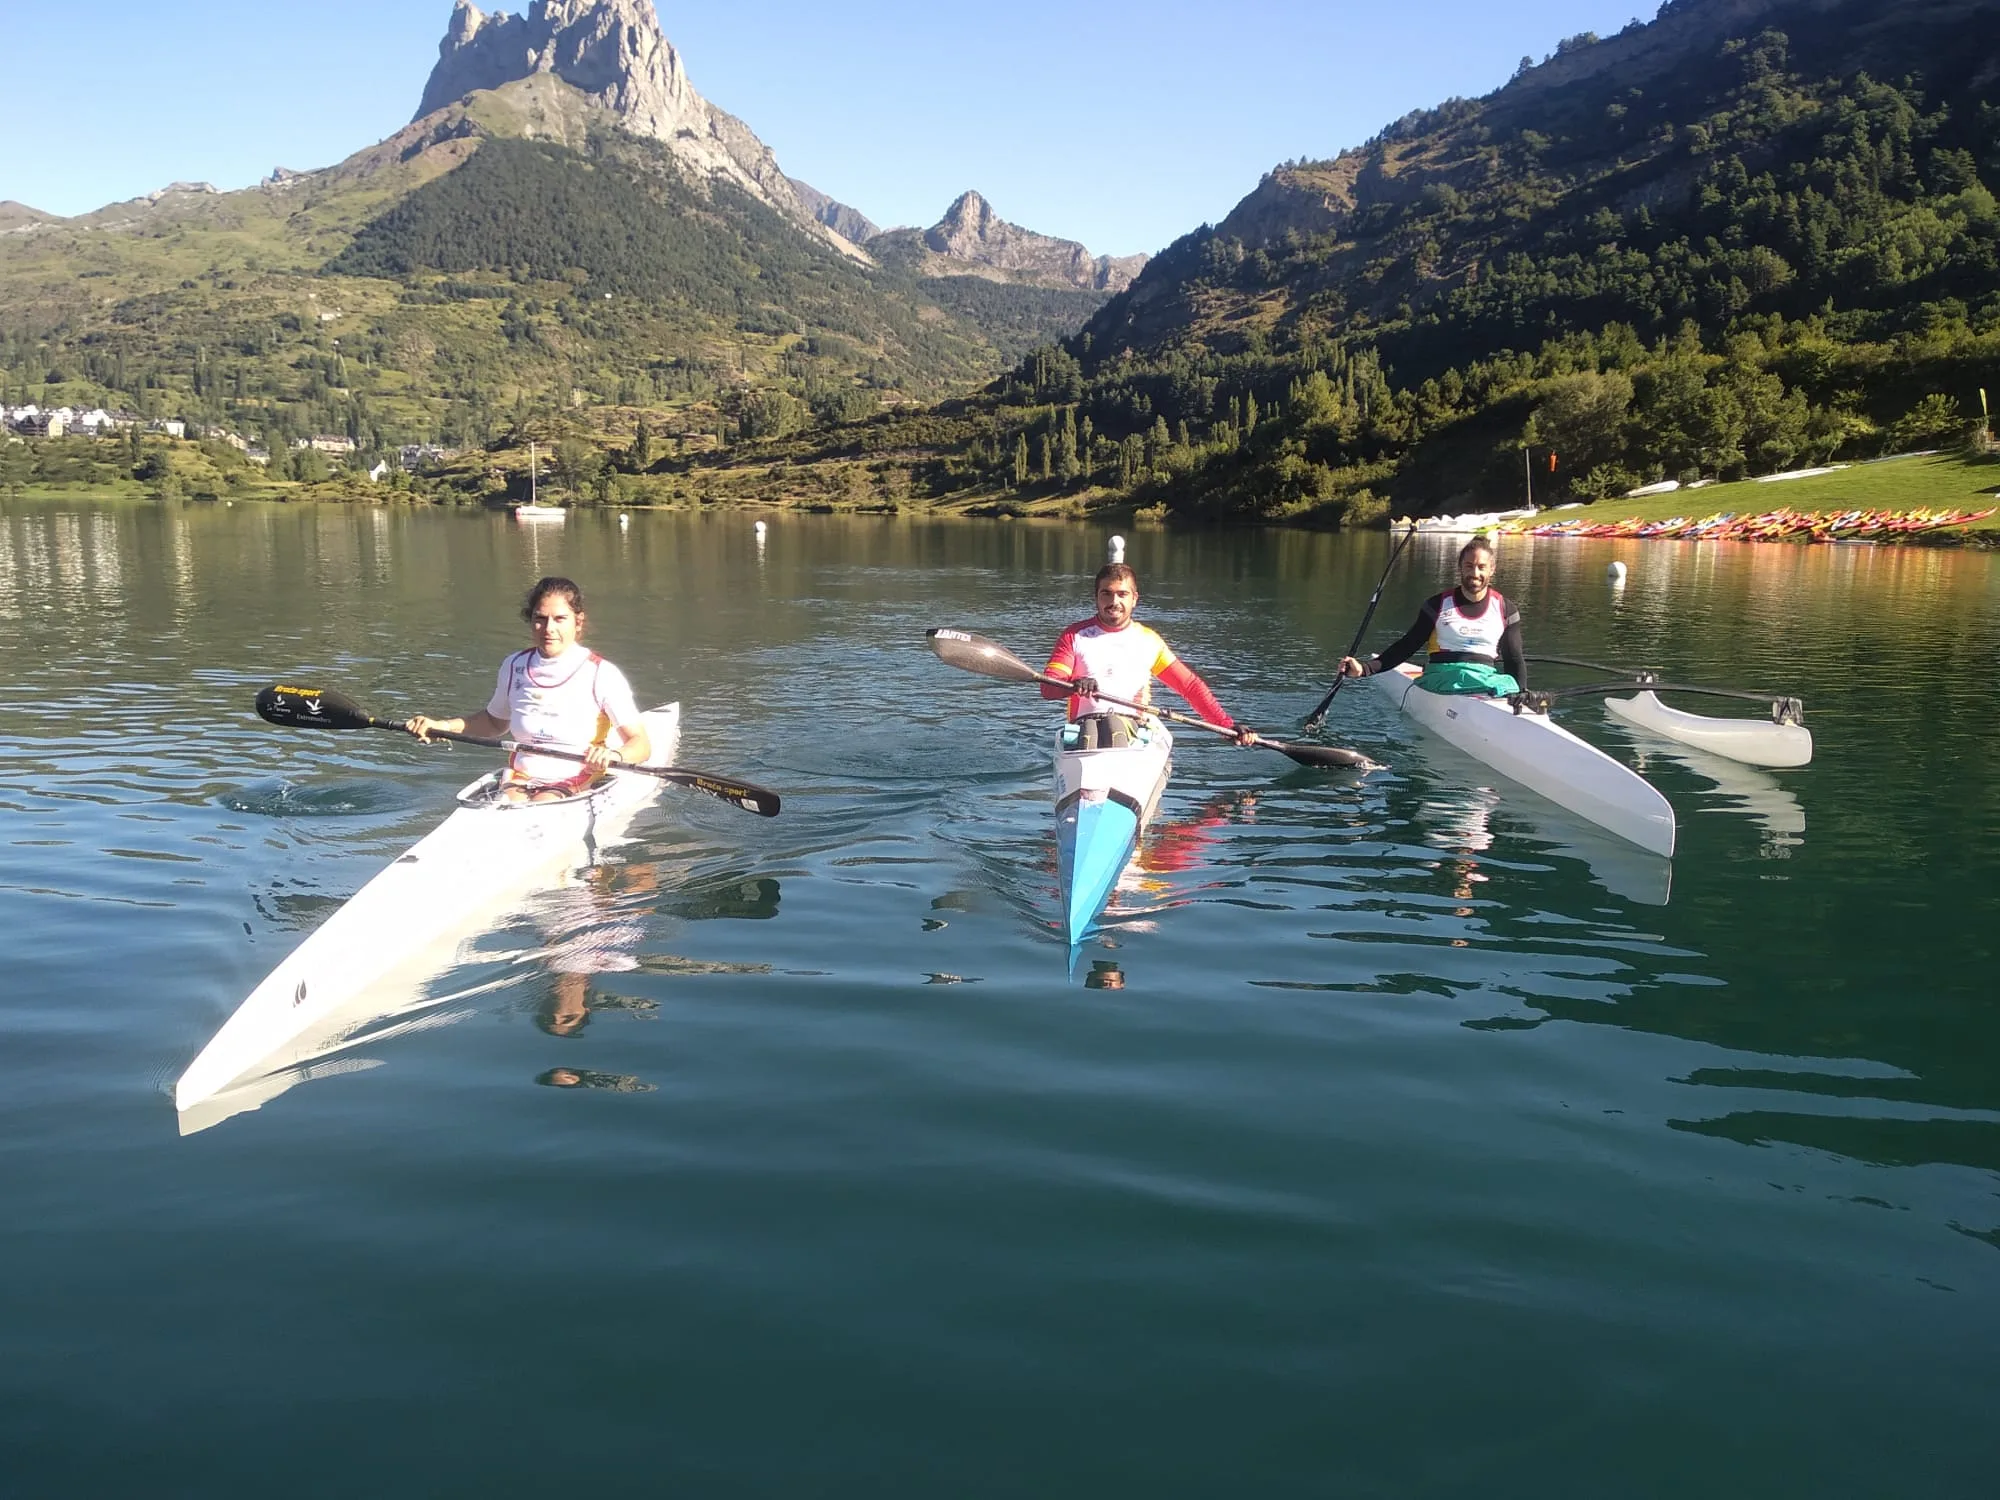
[
  {"left": 1431, "top": 588, "right": 1516, "bottom": 659},
  {"left": 486, "top": 645, "right": 641, "bottom": 782}
]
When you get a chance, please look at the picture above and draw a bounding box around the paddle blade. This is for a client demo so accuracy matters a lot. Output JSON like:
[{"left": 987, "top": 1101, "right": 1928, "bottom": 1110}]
[
  {"left": 255, "top": 684, "right": 379, "bottom": 731},
  {"left": 665, "top": 769, "right": 782, "bottom": 818},
  {"left": 927, "top": 627, "right": 1045, "bottom": 685},
  {"left": 1267, "top": 738, "right": 1378, "bottom": 772}
]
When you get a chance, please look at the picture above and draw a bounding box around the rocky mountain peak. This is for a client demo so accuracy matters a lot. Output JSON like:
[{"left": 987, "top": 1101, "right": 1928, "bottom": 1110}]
[
  {"left": 413, "top": 0, "right": 867, "bottom": 260},
  {"left": 920, "top": 191, "right": 1146, "bottom": 293}
]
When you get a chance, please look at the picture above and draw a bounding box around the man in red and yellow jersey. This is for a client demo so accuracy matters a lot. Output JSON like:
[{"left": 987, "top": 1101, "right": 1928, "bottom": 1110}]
[{"left": 1041, "top": 564, "right": 1258, "bottom": 746}]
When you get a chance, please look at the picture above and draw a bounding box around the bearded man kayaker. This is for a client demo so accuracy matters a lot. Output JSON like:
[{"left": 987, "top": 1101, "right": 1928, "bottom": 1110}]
[
  {"left": 406, "top": 576, "right": 653, "bottom": 802},
  {"left": 1043, "top": 563, "right": 1258, "bottom": 746},
  {"left": 1338, "top": 536, "right": 1527, "bottom": 695}
]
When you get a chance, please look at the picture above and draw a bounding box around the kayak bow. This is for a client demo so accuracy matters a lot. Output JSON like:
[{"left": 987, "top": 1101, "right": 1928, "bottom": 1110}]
[{"left": 1054, "top": 721, "right": 1174, "bottom": 946}]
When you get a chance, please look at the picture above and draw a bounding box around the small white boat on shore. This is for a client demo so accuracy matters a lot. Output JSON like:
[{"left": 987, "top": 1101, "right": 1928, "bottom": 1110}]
[
  {"left": 1394, "top": 508, "right": 1537, "bottom": 535},
  {"left": 513, "top": 440, "right": 564, "bottom": 520}
]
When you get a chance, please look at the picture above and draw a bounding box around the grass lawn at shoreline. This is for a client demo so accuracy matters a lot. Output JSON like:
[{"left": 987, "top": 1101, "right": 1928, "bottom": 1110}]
[{"left": 1523, "top": 451, "right": 2000, "bottom": 533}]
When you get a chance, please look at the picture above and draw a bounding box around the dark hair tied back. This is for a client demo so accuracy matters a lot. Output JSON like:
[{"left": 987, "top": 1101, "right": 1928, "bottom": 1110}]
[{"left": 522, "top": 576, "right": 586, "bottom": 624}]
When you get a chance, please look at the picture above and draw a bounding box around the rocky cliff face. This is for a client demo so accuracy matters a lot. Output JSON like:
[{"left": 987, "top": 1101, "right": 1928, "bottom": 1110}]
[
  {"left": 787, "top": 178, "right": 879, "bottom": 245},
  {"left": 413, "top": 0, "right": 867, "bottom": 260},
  {"left": 910, "top": 191, "right": 1146, "bottom": 291}
]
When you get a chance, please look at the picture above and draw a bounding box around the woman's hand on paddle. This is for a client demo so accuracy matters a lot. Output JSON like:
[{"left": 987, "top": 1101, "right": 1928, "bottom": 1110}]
[
  {"left": 1232, "top": 728, "right": 1261, "bottom": 748},
  {"left": 583, "top": 741, "right": 624, "bottom": 770},
  {"left": 406, "top": 715, "right": 442, "bottom": 742},
  {"left": 1339, "top": 656, "right": 1367, "bottom": 679}
]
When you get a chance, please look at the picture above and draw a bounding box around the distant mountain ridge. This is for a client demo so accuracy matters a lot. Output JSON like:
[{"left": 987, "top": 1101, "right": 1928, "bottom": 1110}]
[{"left": 861, "top": 191, "right": 1146, "bottom": 293}]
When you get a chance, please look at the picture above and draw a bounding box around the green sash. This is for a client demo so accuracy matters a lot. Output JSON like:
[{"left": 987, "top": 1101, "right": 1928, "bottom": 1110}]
[{"left": 1417, "top": 660, "right": 1519, "bottom": 697}]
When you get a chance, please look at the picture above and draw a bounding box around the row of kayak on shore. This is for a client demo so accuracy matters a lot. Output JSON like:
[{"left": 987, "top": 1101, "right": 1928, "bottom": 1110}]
[{"left": 1503, "top": 505, "right": 1996, "bottom": 543}]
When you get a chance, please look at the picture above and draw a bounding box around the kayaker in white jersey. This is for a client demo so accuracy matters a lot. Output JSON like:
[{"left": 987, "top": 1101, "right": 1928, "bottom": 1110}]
[
  {"left": 405, "top": 576, "right": 653, "bottom": 803},
  {"left": 1336, "top": 535, "right": 1527, "bottom": 695},
  {"left": 1041, "top": 563, "right": 1259, "bottom": 746}
]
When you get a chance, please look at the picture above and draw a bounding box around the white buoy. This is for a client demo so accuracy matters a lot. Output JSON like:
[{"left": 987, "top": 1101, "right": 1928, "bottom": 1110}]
[
  {"left": 1107, "top": 534, "right": 1126, "bottom": 564},
  {"left": 618, "top": 513, "right": 629, "bottom": 529},
  {"left": 1607, "top": 560, "right": 1628, "bottom": 583},
  {"left": 754, "top": 520, "right": 768, "bottom": 536}
]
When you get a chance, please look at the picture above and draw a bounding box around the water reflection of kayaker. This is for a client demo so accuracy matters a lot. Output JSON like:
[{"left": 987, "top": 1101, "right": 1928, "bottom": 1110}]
[
  {"left": 1041, "top": 563, "right": 1259, "bottom": 747},
  {"left": 1338, "top": 537, "right": 1528, "bottom": 696},
  {"left": 532, "top": 859, "right": 660, "bottom": 1036},
  {"left": 1139, "top": 790, "right": 1256, "bottom": 874},
  {"left": 536, "top": 1066, "right": 656, "bottom": 1093},
  {"left": 405, "top": 576, "right": 653, "bottom": 802}
]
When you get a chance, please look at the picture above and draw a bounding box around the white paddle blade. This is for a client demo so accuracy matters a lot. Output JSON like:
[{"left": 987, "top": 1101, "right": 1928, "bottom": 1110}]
[{"left": 926, "top": 628, "right": 1045, "bottom": 684}]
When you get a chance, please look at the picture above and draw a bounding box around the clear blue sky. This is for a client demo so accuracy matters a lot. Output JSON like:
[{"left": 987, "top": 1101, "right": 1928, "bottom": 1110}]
[{"left": 4, "top": 0, "right": 1650, "bottom": 254}]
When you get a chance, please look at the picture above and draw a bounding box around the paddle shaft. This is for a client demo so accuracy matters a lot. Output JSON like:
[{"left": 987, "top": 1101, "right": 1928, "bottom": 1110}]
[
  {"left": 1031, "top": 667, "right": 1373, "bottom": 770},
  {"left": 1303, "top": 522, "right": 1417, "bottom": 730},
  {"left": 923, "top": 629, "right": 1375, "bottom": 771},
  {"left": 400, "top": 722, "right": 784, "bottom": 809},
  {"left": 254, "top": 685, "right": 780, "bottom": 814}
]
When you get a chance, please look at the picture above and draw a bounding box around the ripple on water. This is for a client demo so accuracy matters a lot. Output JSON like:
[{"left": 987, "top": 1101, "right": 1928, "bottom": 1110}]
[{"left": 219, "top": 777, "right": 420, "bottom": 818}]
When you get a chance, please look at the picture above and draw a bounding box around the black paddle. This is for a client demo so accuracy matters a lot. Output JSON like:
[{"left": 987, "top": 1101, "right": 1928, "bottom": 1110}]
[
  {"left": 254, "top": 684, "right": 782, "bottom": 817},
  {"left": 926, "top": 629, "right": 1378, "bottom": 771},
  {"left": 1302, "top": 521, "right": 1417, "bottom": 731}
]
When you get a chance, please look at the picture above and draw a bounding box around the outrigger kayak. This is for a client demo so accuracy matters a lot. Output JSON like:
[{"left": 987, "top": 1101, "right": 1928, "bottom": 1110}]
[
  {"left": 175, "top": 703, "right": 682, "bottom": 1111},
  {"left": 1055, "top": 720, "right": 1174, "bottom": 945},
  {"left": 1604, "top": 690, "right": 1812, "bottom": 768},
  {"left": 1369, "top": 666, "right": 1675, "bottom": 857}
]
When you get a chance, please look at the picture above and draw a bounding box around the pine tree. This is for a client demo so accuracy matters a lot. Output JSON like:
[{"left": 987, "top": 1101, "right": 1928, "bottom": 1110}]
[{"left": 1013, "top": 433, "right": 1029, "bottom": 486}]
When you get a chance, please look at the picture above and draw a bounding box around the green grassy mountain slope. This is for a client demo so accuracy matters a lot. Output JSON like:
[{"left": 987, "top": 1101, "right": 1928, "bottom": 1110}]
[
  {"left": 0, "top": 76, "right": 1100, "bottom": 464},
  {"left": 693, "top": 0, "right": 2000, "bottom": 524}
]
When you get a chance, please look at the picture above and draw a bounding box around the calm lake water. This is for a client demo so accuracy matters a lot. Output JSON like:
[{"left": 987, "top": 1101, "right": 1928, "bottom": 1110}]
[{"left": 2, "top": 497, "right": 1996, "bottom": 1496}]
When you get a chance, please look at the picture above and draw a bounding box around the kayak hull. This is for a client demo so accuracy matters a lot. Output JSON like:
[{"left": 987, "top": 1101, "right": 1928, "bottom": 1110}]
[
  {"left": 1605, "top": 690, "right": 1812, "bottom": 768},
  {"left": 1054, "top": 724, "right": 1173, "bottom": 945},
  {"left": 175, "top": 704, "right": 681, "bottom": 1110},
  {"left": 1372, "top": 667, "right": 1675, "bottom": 857}
]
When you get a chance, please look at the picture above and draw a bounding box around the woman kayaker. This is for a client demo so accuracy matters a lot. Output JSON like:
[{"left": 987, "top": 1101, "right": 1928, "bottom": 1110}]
[
  {"left": 1337, "top": 536, "right": 1527, "bottom": 695},
  {"left": 406, "top": 576, "right": 653, "bottom": 802},
  {"left": 1042, "top": 563, "right": 1259, "bottom": 746}
]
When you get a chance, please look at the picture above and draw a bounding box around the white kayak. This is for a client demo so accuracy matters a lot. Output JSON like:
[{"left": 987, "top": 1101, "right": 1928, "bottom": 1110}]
[
  {"left": 1054, "top": 719, "right": 1174, "bottom": 945},
  {"left": 1370, "top": 666, "right": 1675, "bottom": 857},
  {"left": 176, "top": 704, "right": 681, "bottom": 1111},
  {"left": 1605, "top": 690, "right": 1812, "bottom": 768}
]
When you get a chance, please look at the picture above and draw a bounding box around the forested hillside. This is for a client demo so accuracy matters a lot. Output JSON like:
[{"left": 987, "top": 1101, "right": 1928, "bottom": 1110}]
[
  {"left": 694, "top": 0, "right": 2000, "bottom": 523},
  {"left": 0, "top": 78, "right": 1102, "bottom": 470}
]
